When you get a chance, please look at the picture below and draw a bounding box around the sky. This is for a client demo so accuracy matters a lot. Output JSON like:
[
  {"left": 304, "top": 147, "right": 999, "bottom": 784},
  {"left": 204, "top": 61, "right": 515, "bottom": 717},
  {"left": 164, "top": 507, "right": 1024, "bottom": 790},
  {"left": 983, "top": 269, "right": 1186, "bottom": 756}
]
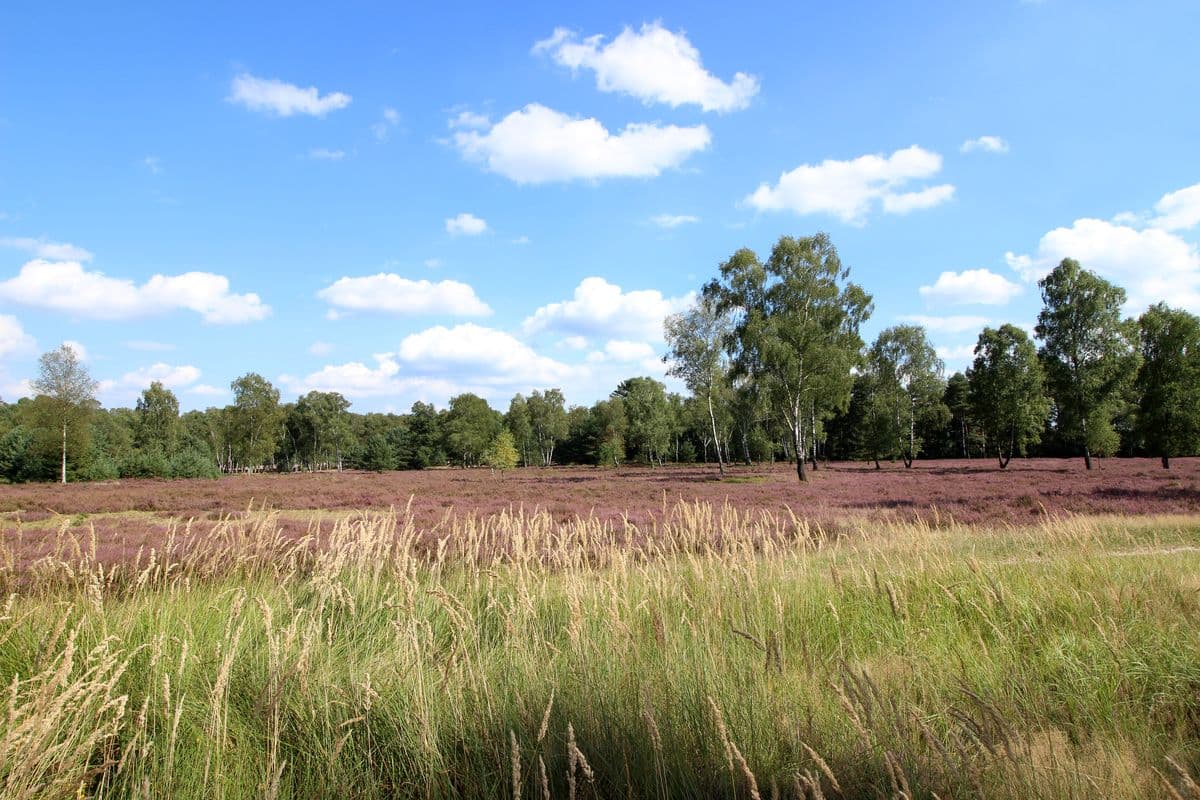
[{"left": 1, "top": 0, "right": 1198, "bottom": 412}]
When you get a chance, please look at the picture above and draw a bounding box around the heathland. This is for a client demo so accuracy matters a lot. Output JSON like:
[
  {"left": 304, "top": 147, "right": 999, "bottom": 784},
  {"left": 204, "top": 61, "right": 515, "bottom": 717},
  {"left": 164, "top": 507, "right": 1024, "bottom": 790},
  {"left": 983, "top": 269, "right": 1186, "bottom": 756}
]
[{"left": 2, "top": 461, "right": 1200, "bottom": 798}]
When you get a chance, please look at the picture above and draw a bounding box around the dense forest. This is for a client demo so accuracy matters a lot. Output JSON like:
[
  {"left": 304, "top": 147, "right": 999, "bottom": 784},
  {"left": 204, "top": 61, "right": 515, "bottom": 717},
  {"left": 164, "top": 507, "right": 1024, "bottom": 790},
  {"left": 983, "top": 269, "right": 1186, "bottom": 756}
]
[{"left": 4, "top": 234, "right": 1199, "bottom": 483}]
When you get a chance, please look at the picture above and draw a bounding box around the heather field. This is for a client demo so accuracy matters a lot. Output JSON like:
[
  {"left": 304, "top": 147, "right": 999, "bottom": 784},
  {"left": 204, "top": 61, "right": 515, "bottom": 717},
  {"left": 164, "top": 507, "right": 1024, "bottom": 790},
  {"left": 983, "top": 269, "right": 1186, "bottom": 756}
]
[{"left": 3, "top": 465, "right": 1200, "bottom": 798}]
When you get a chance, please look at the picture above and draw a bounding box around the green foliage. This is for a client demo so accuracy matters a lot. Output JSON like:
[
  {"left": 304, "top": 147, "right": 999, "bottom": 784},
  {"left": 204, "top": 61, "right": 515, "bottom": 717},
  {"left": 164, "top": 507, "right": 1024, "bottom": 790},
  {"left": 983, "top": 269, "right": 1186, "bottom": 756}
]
[
  {"left": 135, "top": 381, "right": 180, "bottom": 455},
  {"left": 612, "top": 377, "right": 671, "bottom": 464},
  {"left": 969, "top": 325, "right": 1051, "bottom": 468},
  {"left": 404, "top": 402, "right": 446, "bottom": 469},
  {"left": 359, "top": 433, "right": 396, "bottom": 472},
  {"left": 30, "top": 344, "right": 98, "bottom": 483},
  {"left": 526, "top": 389, "right": 569, "bottom": 466},
  {"left": 444, "top": 394, "right": 502, "bottom": 467},
  {"left": 704, "top": 233, "right": 872, "bottom": 481},
  {"left": 665, "top": 297, "right": 732, "bottom": 470},
  {"left": 862, "top": 325, "right": 947, "bottom": 467},
  {"left": 1036, "top": 259, "right": 1140, "bottom": 466},
  {"left": 504, "top": 394, "right": 534, "bottom": 466},
  {"left": 484, "top": 430, "right": 520, "bottom": 471},
  {"left": 169, "top": 447, "right": 221, "bottom": 479},
  {"left": 589, "top": 398, "right": 627, "bottom": 466},
  {"left": 1136, "top": 303, "right": 1200, "bottom": 466},
  {"left": 229, "top": 373, "right": 284, "bottom": 470}
]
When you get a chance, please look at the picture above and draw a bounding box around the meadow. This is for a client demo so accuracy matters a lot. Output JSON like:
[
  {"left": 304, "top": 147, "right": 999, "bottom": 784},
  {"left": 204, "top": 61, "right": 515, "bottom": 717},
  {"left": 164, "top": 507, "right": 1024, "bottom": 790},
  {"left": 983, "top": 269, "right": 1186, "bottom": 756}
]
[{"left": 1, "top": 460, "right": 1200, "bottom": 798}]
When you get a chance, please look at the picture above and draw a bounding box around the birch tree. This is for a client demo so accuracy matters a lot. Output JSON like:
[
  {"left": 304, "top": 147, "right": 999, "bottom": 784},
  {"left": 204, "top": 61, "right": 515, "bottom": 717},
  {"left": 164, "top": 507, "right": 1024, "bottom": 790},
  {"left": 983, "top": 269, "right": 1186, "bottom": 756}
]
[
  {"left": 32, "top": 343, "right": 97, "bottom": 484},
  {"left": 664, "top": 296, "right": 731, "bottom": 474},
  {"left": 703, "top": 233, "right": 872, "bottom": 482}
]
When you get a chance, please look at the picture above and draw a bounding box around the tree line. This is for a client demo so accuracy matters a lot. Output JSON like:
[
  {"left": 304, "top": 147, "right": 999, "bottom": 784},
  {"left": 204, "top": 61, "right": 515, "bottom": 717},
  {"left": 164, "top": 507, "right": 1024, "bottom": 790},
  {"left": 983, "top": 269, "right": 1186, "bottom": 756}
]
[{"left": 4, "top": 233, "right": 1198, "bottom": 483}]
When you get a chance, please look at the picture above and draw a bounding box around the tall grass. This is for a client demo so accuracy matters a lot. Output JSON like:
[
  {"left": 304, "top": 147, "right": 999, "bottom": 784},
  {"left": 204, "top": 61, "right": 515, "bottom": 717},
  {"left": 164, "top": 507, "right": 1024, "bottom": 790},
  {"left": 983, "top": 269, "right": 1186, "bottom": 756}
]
[{"left": 0, "top": 502, "right": 1199, "bottom": 798}]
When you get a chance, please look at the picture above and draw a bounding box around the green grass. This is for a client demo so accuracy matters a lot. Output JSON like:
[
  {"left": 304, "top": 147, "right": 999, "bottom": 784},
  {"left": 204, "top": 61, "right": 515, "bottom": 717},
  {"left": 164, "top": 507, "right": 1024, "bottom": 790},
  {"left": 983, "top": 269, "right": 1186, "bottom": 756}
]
[{"left": 1, "top": 505, "right": 1200, "bottom": 798}]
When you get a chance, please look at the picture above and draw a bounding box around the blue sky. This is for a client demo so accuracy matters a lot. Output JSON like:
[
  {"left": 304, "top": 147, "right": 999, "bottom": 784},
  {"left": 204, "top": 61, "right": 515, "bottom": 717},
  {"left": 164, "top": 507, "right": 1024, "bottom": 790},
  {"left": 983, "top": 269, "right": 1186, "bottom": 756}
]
[{"left": 1, "top": 1, "right": 1198, "bottom": 412}]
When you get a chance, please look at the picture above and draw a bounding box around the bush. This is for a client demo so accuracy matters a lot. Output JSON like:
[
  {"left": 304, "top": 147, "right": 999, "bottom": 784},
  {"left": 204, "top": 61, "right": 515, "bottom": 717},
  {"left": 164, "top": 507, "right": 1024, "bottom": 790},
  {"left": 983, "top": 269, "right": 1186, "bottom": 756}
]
[
  {"left": 119, "top": 449, "right": 171, "bottom": 478},
  {"left": 169, "top": 448, "right": 221, "bottom": 479},
  {"left": 77, "top": 454, "right": 119, "bottom": 482}
]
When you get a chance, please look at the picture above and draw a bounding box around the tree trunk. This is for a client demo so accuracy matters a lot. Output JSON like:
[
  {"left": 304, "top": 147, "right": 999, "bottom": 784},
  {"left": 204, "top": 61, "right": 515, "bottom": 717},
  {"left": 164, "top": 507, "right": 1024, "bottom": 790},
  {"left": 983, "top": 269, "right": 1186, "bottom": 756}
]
[
  {"left": 707, "top": 393, "right": 725, "bottom": 476},
  {"left": 792, "top": 409, "right": 807, "bottom": 483},
  {"left": 60, "top": 422, "right": 67, "bottom": 484},
  {"left": 1083, "top": 447, "right": 1093, "bottom": 470},
  {"left": 1162, "top": 455, "right": 1170, "bottom": 469}
]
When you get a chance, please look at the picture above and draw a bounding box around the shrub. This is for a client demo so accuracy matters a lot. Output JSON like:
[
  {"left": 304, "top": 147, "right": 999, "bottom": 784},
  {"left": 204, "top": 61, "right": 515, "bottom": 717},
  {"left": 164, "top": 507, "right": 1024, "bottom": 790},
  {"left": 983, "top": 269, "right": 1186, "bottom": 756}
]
[
  {"left": 119, "top": 448, "right": 171, "bottom": 478},
  {"left": 169, "top": 447, "right": 221, "bottom": 479}
]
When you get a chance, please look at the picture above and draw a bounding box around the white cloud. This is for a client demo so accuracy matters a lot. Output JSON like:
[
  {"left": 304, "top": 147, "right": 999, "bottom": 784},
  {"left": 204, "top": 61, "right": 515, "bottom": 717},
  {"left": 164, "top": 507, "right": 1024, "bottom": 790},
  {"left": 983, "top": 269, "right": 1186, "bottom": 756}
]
[
  {"left": 189, "top": 384, "right": 226, "bottom": 397},
  {"left": 534, "top": 22, "right": 759, "bottom": 112},
  {"left": 445, "top": 213, "right": 488, "bottom": 236},
  {"left": 143, "top": 156, "right": 163, "bottom": 174},
  {"left": 512, "top": 235, "right": 531, "bottom": 245},
  {"left": 586, "top": 339, "right": 657, "bottom": 363},
  {"left": 918, "top": 269, "right": 1022, "bottom": 305},
  {"left": 284, "top": 324, "right": 578, "bottom": 403},
  {"left": 1, "top": 236, "right": 94, "bottom": 262},
  {"left": 1005, "top": 216, "right": 1200, "bottom": 312},
  {"left": 561, "top": 335, "right": 589, "bottom": 350},
  {"left": 98, "top": 362, "right": 202, "bottom": 397},
  {"left": 309, "top": 341, "right": 334, "bottom": 356},
  {"left": 316, "top": 274, "right": 491, "bottom": 316},
  {"left": 62, "top": 340, "right": 88, "bottom": 362},
  {"left": 0, "top": 315, "right": 35, "bottom": 359},
  {"left": 227, "top": 73, "right": 351, "bottom": 117},
  {"left": 453, "top": 103, "right": 710, "bottom": 184},
  {"left": 881, "top": 184, "right": 957, "bottom": 215},
  {"left": 960, "top": 135, "right": 1009, "bottom": 154},
  {"left": 309, "top": 148, "right": 346, "bottom": 160},
  {"left": 650, "top": 213, "right": 699, "bottom": 228},
  {"left": 935, "top": 344, "right": 978, "bottom": 367},
  {"left": 897, "top": 314, "right": 992, "bottom": 335},
  {"left": 744, "top": 146, "right": 954, "bottom": 224},
  {"left": 1150, "top": 182, "right": 1200, "bottom": 232},
  {"left": 371, "top": 106, "right": 401, "bottom": 140},
  {"left": 0, "top": 260, "right": 270, "bottom": 323},
  {"left": 449, "top": 110, "right": 490, "bottom": 130},
  {"left": 522, "top": 276, "right": 693, "bottom": 342}
]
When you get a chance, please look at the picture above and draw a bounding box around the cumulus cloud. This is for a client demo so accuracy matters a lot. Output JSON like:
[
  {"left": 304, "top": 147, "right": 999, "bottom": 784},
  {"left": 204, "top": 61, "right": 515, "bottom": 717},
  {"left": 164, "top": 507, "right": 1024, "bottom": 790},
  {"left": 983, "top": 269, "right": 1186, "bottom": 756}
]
[
  {"left": 189, "top": 384, "right": 227, "bottom": 397},
  {"left": 522, "top": 277, "right": 693, "bottom": 342},
  {"left": 98, "top": 362, "right": 203, "bottom": 399},
  {"left": 283, "top": 324, "right": 579, "bottom": 403},
  {"left": 452, "top": 103, "right": 710, "bottom": 184},
  {"left": 0, "top": 260, "right": 270, "bottom": 323},
  {"left": 308, "top": 341, "right": 334, "bottom": 356},
  {"left": 0, "top": 315, "right": 35, "bottom": 359},
  {"left": 1149, "top": 182, "right": 1200, "bottom": 232},
  {"left": 935, "top": 344, "right": 978, "bottom": 367},
  {"left": 316, "top": 274, "right": 491, "bottom": 316},
  {"left": 62, "top": 340, "right": 88, "bottom": 361},
  {"left": 1, "top": 237, "right": 94, "bottom": 262},
  {"left": 227, "top": 73, "right": 351, "bottom": 117},
  {"left": 918, "top": 269, "right": 1022, "bottom": 305},
  {"left": 650, "top": 213, "right": 699, "bottom": 228},
  {"left": 1005, "top": 215, "right": 1200, "bottom": 312},
  {"left": 445, "top": 213, "right": 488, "bottom": 236},
  {"left": 586, "top": 339, "right": 657, "bottom": 363},
  {"left": 744, "top": 146, "right": 954, "bottom": 224},
  {"left": 534, "top": 22, "right": 759, "bottom": 112},
  {"left": 960, "top": 135, "right": 1009, "bottom": 154}
]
